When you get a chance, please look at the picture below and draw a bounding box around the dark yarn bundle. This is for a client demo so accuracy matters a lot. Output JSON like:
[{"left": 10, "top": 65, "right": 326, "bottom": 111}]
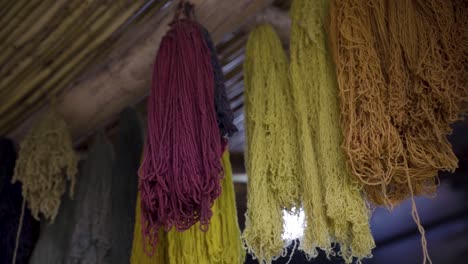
[
  {"left": 29, "top": 170, "right": 81, "bottom": 264},
  {"left": 107, "top": 108, "right": 144, "bottom": 264},
  {"left": 0, "top": 137, "right": 39, "bottom": 264},
  {"left": 201, "top": 26, "right": 238, "bottom": 140},
  {"left": 139, "top": 16, "right": 224, "bottom": 253},
  {"left": 65, "top": 133, "right": 113, "bottom": 263}
]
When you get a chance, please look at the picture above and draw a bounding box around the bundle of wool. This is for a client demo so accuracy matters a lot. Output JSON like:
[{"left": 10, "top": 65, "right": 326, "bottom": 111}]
[
  {"left": 242, "top": 24, "right": 302, "bottom": 263},
  {"left": 106, "top": 108, "right": 144, "bottom": 264},
  {"left": 0, "top": 137, "right": 39, "bottom": 264},
  {"left": 290, "top": 0, "right": 374, "bottom": 261},
  {"left": 131, "top": 151, "right": 244, "bottom": 264},
  {"left": 329, "top": 0, "right": 467, "bottom": 262},
  {"left": 12, "top": 107, "right": 78, "bottom": 222},
  {"left": 139, "top": 17, "right": 224, "bottom": 252},
  {"left": 166, "top": 151, "right": 245, "bottom": 264},
  {"left": 329, "top": 0, "right": 467, "bottom": 207},
  {"left": 64, "top": 133, "right": 113, "bottom": 263}
]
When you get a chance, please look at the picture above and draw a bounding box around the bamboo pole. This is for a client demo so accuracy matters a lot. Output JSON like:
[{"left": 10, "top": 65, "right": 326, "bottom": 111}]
[
  {"left": 0, "top": 0, "right": 51, "bottom": 45},
  {"left": 216, "top": 33, "right": 245, "bottom": 54},
  {"left": 0, "top": 1, "right": 148, "bottom": 129},
  {"left": 0, "top": 2, "right": 142, "bottom": 114},
  {"left": 0, "top": 1, "right": 103, "bottom": 91},
  {"left": 0, "top": 0, "right": 158, "bottom": 129},
  {"left": 0, "top": 1, "right": 42, "bottom": 65},
  {"left": 0, "top": 1, "right": 80, "bottom": 85},
  {"left": 14, "top": 0, "right": 69, "bottom": 46},
  {"left": 0, "top": 0, "right": 19, "bottom": 19},
  {"left": 0, "top": 0, "right": 35, "bottom": 37},
  {"left": 0, "top": 3, "right": 114, "bottom": 98},
  {"left": 1, "top": 49, "right": 101, "bottom": 132}
]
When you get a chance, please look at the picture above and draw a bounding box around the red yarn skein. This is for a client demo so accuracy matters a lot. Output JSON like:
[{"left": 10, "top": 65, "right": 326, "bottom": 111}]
[{"left": 139, "top": 19, "right": 223, "bottom": 253}]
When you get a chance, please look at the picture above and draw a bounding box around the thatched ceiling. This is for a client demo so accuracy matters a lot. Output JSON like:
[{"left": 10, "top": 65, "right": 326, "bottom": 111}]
[
  {"left": 3, "top": 0, "right": 290, "bottom": 154},
  {"left": 0, "top": 0, "right": 167, "bottom": 134}
]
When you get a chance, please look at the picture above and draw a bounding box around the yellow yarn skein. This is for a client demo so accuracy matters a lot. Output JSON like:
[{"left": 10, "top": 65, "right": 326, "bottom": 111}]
[
  {"left": 12, "top": 107, "right": 78, "bottom": 222},
  {"left": 290, "top": 0, "right": 374, "bottom": 262},
  {"left": 131, "top": 151, "right": 244, "bottom": 264},
  {"left": 289, "top": 1, "right": 331, "bottom": 257},
  {"left": 243, "top": 24, "right": 301, "bottom": 263}
]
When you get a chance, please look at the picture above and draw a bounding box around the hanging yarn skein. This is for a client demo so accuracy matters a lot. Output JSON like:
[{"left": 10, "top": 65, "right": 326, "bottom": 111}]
[
  {"left": 0, "top": 137, "right": 39, "bottom": 264},
  {"left": 329, "top": 0, "right": 467, "bottom": 262},
  {"left": 12, "top": 105, "right": 78, "bottom": 222},
  {"left": 290, "top": 0, "right": 374, "bottom": 262},
  {"left": 243, "top": 24, "right": 302, "bottom": 264},
  {"left": 329, "top": 0, "right": 467, "bottom": 207},
  {"left": 139, "top": 3, "right": 223, "bottom": 252}
]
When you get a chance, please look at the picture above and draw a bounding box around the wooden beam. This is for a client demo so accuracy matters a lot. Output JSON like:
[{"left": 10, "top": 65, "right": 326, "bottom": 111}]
[{"left": 9, "top": 0, "right": 273, "bottom": 142}]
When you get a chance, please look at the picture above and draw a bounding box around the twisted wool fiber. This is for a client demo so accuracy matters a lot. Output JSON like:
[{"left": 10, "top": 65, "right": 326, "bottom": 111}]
[
  {"left": 12, "top": 108, "right": 78, "bottom": 222},
  {"left": 329, "top": 0, "right": 467, "bottom": 262},
  {"left": 0, "top": 138, "right": 39, "bottom": 264},
  {"left": 131, "top": 152, "right": 244, "bottom": 264},
  {"left": 290, "top": 0, "right": 374, "bottom": 262},
  {"left": 139, "top": 19, "right": 223, "bottom": 253},
  {"left": 329, "top": 0, "right": 466, "bottom": 207},
  {"left": 242, "top": 24, "right": 302, "bottom": 264}
]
